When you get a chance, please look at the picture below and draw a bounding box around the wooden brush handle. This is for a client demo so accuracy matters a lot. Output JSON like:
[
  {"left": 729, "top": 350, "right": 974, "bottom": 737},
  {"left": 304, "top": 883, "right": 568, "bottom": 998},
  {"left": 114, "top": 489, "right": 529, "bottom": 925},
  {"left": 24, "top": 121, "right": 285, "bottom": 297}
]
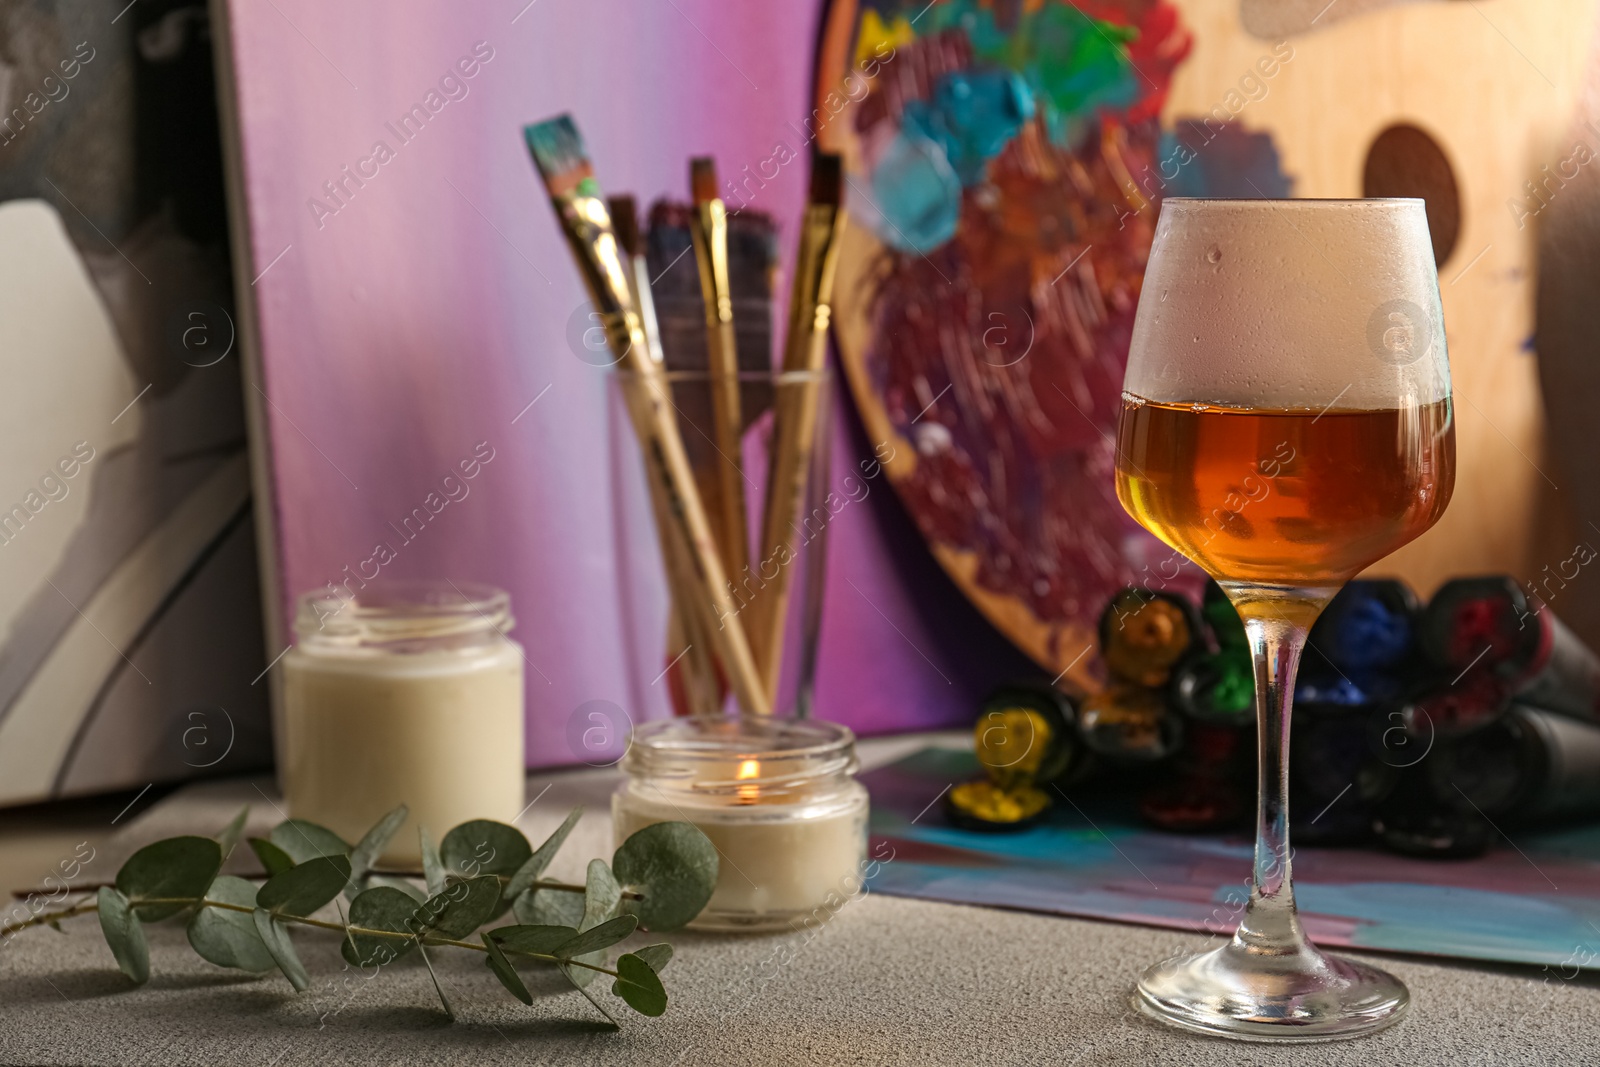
[
  {"left": 749, "top": 349, "right": 829, "bottom": 702},
  {"left": 612, "top": 323, "right": 770, "bottom": 717},
  {"left": 690, "top": 202, "right": 751, "bottom": 584}
]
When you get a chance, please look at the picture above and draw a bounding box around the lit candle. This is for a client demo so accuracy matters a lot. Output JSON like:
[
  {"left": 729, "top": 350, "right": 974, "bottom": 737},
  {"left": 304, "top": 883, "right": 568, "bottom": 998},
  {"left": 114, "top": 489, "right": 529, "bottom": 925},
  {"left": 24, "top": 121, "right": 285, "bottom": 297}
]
[{"left": 613, "top": 718, "right": 869, "bottom": 930}]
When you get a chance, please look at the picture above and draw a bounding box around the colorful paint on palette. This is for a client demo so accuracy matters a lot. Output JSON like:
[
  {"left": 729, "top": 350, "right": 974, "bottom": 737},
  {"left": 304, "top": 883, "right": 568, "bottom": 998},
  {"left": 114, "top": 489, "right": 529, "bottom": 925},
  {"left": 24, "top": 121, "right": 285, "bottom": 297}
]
[
  {"left": 824, "top": 0, "right": 1293, "bottom": 675},
  {"left": 864, "top": 748, "right": 1600, "bottom": 970}
]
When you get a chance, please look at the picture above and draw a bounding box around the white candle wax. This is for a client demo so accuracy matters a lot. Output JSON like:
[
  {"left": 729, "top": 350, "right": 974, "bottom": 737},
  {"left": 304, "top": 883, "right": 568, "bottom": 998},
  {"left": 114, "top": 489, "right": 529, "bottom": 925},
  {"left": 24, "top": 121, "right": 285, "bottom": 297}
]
[
  {"left": 613, "top": 777, "right": 868, "bottom": 928},
  {"left": 282, "top": 644, "right": 524, "bottom": 863}
]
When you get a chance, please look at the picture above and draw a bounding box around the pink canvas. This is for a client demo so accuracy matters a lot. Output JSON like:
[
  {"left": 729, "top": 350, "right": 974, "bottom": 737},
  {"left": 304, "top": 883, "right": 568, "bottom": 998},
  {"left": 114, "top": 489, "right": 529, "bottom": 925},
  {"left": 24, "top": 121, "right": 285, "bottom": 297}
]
[{"left": 220, "top": 0, "right": 1033, "bottom": 766}]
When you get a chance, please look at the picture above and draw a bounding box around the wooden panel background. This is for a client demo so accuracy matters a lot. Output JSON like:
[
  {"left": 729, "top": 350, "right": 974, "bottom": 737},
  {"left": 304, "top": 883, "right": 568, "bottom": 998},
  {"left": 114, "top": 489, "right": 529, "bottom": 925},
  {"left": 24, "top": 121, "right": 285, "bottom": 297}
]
[{"left": 1169, "top": 0, "right": 1598, "bottom": 603}]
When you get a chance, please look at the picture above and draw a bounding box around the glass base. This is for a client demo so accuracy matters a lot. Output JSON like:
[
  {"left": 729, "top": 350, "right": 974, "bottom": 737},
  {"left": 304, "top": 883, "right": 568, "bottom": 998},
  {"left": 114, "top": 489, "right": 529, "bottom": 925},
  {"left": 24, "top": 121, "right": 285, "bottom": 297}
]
[{"left": 1134, "top": 939, "right": 1409, "bottom": 1042}]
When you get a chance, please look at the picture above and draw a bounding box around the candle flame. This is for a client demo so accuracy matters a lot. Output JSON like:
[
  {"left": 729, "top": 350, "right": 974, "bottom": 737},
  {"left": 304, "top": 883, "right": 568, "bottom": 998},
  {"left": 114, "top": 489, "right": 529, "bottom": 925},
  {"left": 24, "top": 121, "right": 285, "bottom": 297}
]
[{"left": 736, "top": 759, "right": 760, "bottom": 780}]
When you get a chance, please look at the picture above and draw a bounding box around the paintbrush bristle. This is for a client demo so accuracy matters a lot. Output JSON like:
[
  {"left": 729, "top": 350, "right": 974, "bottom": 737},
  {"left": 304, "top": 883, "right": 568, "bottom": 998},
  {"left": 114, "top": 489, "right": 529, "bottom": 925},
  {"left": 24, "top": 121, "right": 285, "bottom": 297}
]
[
  {"left": 690, "top": 157, "right": 720, "bottom": 205},
  {"left": 524, "top": 115, "right": 595, "bottom": 196},
  {"left": 610, "top": 195, "right": 641, "bottom": 257},
  {"left": 809, "top": 152, "right": 843, "bottom": 208}
]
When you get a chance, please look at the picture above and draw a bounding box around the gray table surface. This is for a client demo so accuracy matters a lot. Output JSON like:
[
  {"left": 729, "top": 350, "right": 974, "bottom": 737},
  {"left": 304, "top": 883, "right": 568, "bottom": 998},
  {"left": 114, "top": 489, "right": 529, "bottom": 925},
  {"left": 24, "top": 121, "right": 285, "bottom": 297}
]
[{"left": 1, "top": 733, "right": 1593, "bottom": 1066}]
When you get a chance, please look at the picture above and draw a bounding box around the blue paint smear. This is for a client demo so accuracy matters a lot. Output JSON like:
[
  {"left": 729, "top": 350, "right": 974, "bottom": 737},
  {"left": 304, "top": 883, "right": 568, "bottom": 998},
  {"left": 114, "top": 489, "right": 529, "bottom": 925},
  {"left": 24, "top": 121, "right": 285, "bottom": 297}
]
[
  {"left": 1161, "top": 121, "right": 1292, "bottom": 199},
  {"left": 862, "top": 747, "right": 1600, "bottom": 970}
]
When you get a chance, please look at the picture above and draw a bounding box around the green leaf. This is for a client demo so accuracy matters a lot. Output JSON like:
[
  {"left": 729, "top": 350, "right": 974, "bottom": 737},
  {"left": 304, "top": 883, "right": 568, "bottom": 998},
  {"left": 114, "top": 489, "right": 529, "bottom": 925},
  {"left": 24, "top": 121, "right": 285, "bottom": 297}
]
[
  {"left": 505, "top": 807, "right": 583, "bottom": 899},
  {"left": 481, "top": 932, "right": 533, "bottom": 1004},
  {"left": 441, "top": 819, "right": 532, "bottom": 880},
  {"left": 97, "top": 886, "right": 149, "bottom": 984},
  {"left": 364, "top": 874, "right": 427, "bottom": 902},
  {"left": 567, "top": 858, "right": 623, "bottom": 988},
  {"left": 633, "top": 943, "right": 674, "bottom": 974},
  {"left": 269, "top": 819, "right": 350, "bottom": 864},
  {"left": 554, "top": 914, "right": 636, "bottom": 958},
  {"left": 442, "top": 818, "right": 530, "bottom": 919},
  {"left": 612, "top": 952, "right": 668, "bottom": 1016},
  {"left": 418, "top": 943, "right": 455, "bottom": 1020},
  {"left": 115, "top": 836, "right": 224, "bottom": 922},
  {"left": 487, "top": 923, "right": 578, "bottom": 957},
  {"left": 346, "top": 804, "right": 408, "bottom": 901},
  {"left": 581, "top": 859, "right": 621, "bottom": 931},
  {"left": 340, "top": 886, "right": 421, "bottom": 968},
  {"left": 613, "top": 821, "right": 718, "bottom": 932},
  {"left": 513, "top": 886, "right": 584, "bottom": 928},
  {"left": 249, "top": 837, "right": 294, "bottom": 877},
  {"left": 257, "top": 855, "right": 352, "bottom": 917},
  {"left": 187, "top": 875, "right": 274, "bottom": 972},
  {"left": 561, "top": 963, "right": 619, "bottom": 1028},
  {"left": 216, "top": 806, "right": 250, "bottom": 860},
  {"left": 252, "top": 908, "right": 308, "bottom": 991},
  {"left": 411, "top": 875, "right": 501, "bottom": 939},
  {"left": 420, "top": 828, "right": 446, "bottom": 897}
]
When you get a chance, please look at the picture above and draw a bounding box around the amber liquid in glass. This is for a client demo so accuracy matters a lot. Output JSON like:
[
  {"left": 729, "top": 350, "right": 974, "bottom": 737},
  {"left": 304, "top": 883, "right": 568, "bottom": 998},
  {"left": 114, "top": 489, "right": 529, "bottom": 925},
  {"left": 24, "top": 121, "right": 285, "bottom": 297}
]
[{"left": 1115, "top": 395, "right": 1455, "bottom": 590}]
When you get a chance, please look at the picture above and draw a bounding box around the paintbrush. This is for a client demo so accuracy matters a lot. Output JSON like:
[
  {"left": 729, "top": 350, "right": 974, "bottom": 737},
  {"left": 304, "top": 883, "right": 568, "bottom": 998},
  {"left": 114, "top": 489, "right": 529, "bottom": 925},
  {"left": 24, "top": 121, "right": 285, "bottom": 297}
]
[
  {"left": 609, "top": 193, "right": 721, "bottom": 716},
  {"left": 524, "top": 116, "right": 770, "bottom": 717},
  {"left": 748, "top": 151, "right": 847, "bottom": 702},
  {"left": 687, "top": 158, "right": 751, "bottom": 588}
]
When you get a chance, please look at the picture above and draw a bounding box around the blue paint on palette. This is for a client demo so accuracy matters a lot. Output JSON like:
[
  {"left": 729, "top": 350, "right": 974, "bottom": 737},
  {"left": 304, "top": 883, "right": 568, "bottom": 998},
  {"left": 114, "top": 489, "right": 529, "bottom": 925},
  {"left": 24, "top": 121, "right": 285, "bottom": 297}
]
[{"left": 863, "top": 748, "right": 1600, "bottom": 970}]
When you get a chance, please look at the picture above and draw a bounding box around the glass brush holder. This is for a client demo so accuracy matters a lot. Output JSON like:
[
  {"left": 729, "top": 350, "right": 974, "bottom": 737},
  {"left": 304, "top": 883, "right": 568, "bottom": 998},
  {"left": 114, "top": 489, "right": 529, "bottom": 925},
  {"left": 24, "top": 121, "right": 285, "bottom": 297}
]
[{"left": 609, "top": 368, "right": 835, "bottom": 719}]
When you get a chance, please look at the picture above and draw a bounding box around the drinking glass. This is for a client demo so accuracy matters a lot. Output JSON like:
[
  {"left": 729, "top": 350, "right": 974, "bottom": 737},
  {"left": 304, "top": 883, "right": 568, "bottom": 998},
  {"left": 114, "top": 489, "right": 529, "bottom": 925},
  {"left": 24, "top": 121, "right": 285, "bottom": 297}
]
[{"left": 1115, "top": 199, "right": 1454, "bottom": 1041}]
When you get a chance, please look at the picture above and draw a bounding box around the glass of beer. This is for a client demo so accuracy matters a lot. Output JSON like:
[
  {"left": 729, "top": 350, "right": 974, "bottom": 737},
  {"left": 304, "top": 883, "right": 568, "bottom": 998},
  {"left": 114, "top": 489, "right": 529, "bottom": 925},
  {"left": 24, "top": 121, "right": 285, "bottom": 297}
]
[{"left": 1116, "top": 199, "right": 1453, "bottom": 1041}]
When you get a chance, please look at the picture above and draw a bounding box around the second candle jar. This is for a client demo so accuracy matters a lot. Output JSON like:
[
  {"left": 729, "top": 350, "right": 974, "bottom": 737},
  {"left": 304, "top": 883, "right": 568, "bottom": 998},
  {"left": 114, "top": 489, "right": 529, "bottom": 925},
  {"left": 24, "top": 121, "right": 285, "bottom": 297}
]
[{"left": 612, "top": 717, "right": 869, "bottom": 931}]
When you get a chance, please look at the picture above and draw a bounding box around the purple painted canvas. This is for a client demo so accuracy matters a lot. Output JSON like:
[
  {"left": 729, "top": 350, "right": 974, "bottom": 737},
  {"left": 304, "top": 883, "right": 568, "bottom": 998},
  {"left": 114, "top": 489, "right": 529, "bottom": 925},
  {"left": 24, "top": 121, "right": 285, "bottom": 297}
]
[
  {"left": 219, "top": 0, "right": 1037, "bottom": 767},
  {"left": 866, "top": 748, "right": 1600, "bottom": 971}
]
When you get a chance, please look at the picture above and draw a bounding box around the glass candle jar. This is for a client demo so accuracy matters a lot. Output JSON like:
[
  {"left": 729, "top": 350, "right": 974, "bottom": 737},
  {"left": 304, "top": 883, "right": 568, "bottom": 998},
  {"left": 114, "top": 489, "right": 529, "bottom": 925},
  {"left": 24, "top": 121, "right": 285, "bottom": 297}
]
[
  {"left": 281, "top": 581, "right": 524, "bottom": 863},
  {"left": 612, "top": 717, "right": 869, "bottom": 931}
]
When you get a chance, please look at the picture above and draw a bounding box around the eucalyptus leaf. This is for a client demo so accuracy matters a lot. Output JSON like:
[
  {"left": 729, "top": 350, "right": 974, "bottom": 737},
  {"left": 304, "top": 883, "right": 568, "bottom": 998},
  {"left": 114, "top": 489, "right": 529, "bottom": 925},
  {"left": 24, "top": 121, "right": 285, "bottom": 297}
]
[
  {"left": 411, "top": 876, "right": 500, "bottom": 939},
  {"left": 97, "top": 886, "right": 149, "bottom": 985},
  {"left": 420, "top": 828, "right": 446, "bottom": 897},
  {"left": 418, "top": 943, "right": 455, "bottom": 1020},
  {"left": 581, "top": 859, "right": 621, "bottom": 931},
  {"left": 561, "top": 963, "right": 619, "bottom": 1028},
  {"left": 252, "top": 908, "right": 309, "bottom": 991},
  {"left": 569, "top": 858, "right": 622, "bottom": 988},
  {"left": 248, "top": 837, "right": 294, "bottom": 877},
  {"left": 364, "top": 875, "right": 427, "bottom": 903},
  {"left": 613, "top": 822, "right": 717, "bottom": 932},
  {"left": 187, "top": 875, "right": 274, "bottom": 972},
  {"left": 269, "top": 819, "right": 350, "bottom": 864},
  {"left": 505, "top": 807, "right": 583, "bottom": 899},
  {"left": 632, "top": 943, "right": 674, "bottom": 974},
  {"left": 441, "top": 819, "right": 531, "bottom": 880},
  {"left": 257, "top": 855, "right": 352, "bottom": 918},
  {"left": 513, "top": 886, "right": 584, "bottom": 928},
  {"left": 553, "top": 914, "right": 637, "bottom": 958},
  {"left": 481, "top": 932, "right": 532, "bottom": 1005},
  {"left": 115, "top": 836, "right": 223, "bottom": 922},
  {"left": 346, "top": 804, "right": 408, "bottom": 899},
  {"left": 216, "top": 806, "right": 250, "bottom": 860},
  {"left": 487, "top": 923, "right": 578, "bottom": 957},
  {"left": 612, "top": 952, "right": 668, "bottom": 1016},
  {"left": 340, "top": 886, "right": 420, "bottom": 968}
]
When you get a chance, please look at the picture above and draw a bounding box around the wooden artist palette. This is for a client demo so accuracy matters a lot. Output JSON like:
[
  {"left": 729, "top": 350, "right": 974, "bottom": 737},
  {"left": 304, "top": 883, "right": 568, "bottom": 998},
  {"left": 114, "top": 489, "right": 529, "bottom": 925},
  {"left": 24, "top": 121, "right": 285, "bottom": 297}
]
[{"left": 813, "top": 0, "right": 1596, "bottom": 691}]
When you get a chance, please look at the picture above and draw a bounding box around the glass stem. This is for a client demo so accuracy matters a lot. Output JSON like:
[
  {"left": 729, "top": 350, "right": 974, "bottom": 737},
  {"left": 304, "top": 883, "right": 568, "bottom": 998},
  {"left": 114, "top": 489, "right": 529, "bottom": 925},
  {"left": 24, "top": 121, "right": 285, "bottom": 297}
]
[{"left": 1236, "top": 612, "right": 1311, "bottom": 955}]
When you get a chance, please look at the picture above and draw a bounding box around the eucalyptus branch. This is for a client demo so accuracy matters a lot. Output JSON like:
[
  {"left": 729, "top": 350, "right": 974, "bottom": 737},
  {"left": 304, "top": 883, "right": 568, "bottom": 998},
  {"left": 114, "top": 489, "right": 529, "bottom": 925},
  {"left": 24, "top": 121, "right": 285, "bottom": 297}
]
[
  {"left": 0, "top": 898, "right": 98, "bottom": 939},
  {"left": 2, "top": 804, "right": 717, "bottom": 1029},
  {"left": 11, "top": 875, "right": 642, "bottom": 902}
]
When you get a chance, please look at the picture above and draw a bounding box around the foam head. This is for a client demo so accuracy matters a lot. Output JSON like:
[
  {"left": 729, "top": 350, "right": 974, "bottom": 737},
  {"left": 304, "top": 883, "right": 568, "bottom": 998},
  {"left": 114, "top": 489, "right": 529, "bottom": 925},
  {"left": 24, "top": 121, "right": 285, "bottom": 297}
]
[{"left": 1124, "top": 198, "right": 1450, "bottom": 411}]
